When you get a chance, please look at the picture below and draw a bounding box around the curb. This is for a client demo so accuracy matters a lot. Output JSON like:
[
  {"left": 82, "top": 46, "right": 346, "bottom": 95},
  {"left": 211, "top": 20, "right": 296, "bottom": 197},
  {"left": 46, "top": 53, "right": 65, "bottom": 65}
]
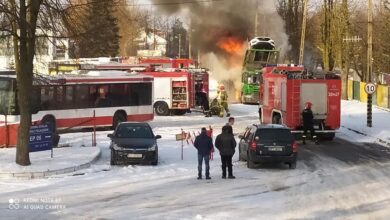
[
  {"left": 341, "top": 126, "right": 390, "bottom": 147},
  {"left": 0, "top": 147, "right": 102, "bottom": 180}
]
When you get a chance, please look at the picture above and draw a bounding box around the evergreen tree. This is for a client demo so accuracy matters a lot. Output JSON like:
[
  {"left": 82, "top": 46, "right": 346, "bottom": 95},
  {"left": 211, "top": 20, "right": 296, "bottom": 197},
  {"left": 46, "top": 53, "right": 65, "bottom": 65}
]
[{"left": 78, "top": 0, "right": 120, "bottom": 57}]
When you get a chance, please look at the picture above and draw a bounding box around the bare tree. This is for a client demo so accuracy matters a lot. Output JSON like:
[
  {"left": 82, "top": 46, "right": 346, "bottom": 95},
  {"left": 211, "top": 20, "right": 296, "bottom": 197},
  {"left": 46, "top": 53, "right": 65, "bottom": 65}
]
[
  {"left": 373, "top": 2, "right": 390, "bottom": 80},
  {"left": 276, "top": 0, "right": 304, "bottom": 64},
  {"left": 0, "top": 0, "right": 74, "bottom": 165}
]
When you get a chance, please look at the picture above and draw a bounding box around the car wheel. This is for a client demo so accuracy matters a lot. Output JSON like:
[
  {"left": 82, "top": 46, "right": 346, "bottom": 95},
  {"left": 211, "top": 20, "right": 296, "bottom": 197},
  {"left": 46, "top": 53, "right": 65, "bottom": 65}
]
[
  {"left": 151, "top": 151, "right": 158, "bottom": 165},
  {"left": 110, "top": 150, "right": 116, "bottom": 165},
  {"left": 323, "top": 132, "right": 335, "bottom": 141},
  {"left": 246, "top": 153, "right": 256, "bottom": 169},
  {"left": 155, "top": 102, "right": 170, "bottom": 116},
  {"left": 289, "top": 161, "right": 297, "bottom": 169}
]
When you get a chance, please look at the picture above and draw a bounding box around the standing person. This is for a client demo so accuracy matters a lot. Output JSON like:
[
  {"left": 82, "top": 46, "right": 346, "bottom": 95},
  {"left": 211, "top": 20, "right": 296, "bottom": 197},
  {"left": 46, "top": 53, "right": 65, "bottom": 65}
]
[
  {"left": 217, "top": 84, "right": 230, "bottom": 117},
  {"left": 226, "top": 117, "right": 235, "bottom": 135},
  {"left": 194, "top": 127, "right": 214, "bottom": 180},
  {"left": 301, "top": 102, "right": 318, "bottom": 144},
  {"left": 215, "top": 125, "right": 237, "bottom": 179}
]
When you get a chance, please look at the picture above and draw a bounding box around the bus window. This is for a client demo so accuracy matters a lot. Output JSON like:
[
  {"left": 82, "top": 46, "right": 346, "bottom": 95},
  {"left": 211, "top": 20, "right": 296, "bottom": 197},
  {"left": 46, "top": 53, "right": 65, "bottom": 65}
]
[
  {"left": 130, "top": 83, "right": 152, "bottom": 106},
  {"left": 31, "top": 87, "right": 41, "bottom": 114},
  {"left": 89, "top": 85, "right": 98, "bottom": 107},
  {"left": 55, "top": 86, "right": 64, "bottom": 109},
  {"left": 75, "top": 85, "right": 89, "bottom": 108},
  {"left": 0, "top": 79, "right": 17, "bottom": 115},
  {"left": 40, "top": 86, "right": 55, "bottom": 110},
  {"left": 94, "top": 85, "right": 112, "bottom": 108},
  {"left": 65, "top": 86, "right": 74, "bottom": 108},
  {"left": 109, "top": 84, "right": 127, "bottom": 106}
]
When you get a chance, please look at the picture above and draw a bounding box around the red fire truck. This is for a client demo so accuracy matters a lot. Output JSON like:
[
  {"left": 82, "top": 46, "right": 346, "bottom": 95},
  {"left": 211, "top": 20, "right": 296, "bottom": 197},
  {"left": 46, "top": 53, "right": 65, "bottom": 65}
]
[
  {"left": 142, "top": 68, "right": 209, "bottom": 116},
  {"left": 258, "top": 65, "right": 341, "bottom": 140}
]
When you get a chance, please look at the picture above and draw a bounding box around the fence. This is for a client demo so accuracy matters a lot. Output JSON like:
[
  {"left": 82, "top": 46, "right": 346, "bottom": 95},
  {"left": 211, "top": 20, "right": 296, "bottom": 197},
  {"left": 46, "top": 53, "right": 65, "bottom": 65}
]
[{"left": 347, "top": 80, "right": 390, "bottom": 108}]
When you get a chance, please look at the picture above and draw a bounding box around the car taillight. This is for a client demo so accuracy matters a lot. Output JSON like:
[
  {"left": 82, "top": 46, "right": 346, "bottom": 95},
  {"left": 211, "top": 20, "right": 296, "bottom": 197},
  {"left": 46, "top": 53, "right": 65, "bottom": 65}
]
[
  {"left": 292, "top": 141, "right": 298, "bottom": 153},
  {"left": 250, "top": 141, "right": 257, "bottom": 150}
]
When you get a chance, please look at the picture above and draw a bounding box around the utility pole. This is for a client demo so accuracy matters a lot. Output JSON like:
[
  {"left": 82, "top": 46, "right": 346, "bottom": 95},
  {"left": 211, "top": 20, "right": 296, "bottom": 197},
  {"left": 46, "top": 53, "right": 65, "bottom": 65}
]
[
  {"left": 188, "top": 30, "right": 192, "bottom": 59},
  {"left": 178, "top": 33, "right": 182, "bottom": 58},
  {"left": 254, "top": 0, "right": 259, "bottom": 36},
  {"left": 367, "top": 0, "right": 373, "bottom": 127},
  {"left": 299, "top": 0, "right": 308, "bottom": 65}
]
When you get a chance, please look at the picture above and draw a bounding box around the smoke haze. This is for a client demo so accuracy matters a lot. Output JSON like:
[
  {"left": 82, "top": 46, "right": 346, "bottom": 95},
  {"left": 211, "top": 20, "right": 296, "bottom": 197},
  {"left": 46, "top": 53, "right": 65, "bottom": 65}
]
[{"left": 152, "top": 0, "right": 290, "bottom": 100}]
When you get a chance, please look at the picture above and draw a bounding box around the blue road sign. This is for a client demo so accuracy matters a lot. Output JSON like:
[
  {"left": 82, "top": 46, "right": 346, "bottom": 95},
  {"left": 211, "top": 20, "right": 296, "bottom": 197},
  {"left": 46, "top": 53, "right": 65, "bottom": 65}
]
[{"left": 29, "top": 124, "right": 53, "bottom": 152}]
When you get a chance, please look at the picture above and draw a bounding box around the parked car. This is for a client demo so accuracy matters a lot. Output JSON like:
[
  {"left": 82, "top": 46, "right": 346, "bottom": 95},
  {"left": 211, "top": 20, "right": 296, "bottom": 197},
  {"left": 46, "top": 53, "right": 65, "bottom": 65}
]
[
  {"left": 238, "top": 124, "right": 298, "bottom": 169},
  {"left": 108, "top": 122, "right": 161, "bottom": 165}
]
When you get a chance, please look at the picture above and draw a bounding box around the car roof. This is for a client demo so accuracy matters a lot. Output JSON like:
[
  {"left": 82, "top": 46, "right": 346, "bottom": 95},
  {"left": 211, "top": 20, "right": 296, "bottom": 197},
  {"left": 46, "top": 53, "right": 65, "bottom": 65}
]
[{"left": 118, "top": 122, "right": 151, "bottom": 127}]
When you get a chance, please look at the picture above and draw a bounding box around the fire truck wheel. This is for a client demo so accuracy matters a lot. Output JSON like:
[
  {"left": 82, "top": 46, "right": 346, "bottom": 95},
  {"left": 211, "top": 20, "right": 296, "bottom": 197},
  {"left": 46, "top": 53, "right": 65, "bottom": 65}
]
[
  {"left": 323, "top": 132, "right": 335, "bottom": 141},
  {"left": 154, "top": 102, "right": 170, "bottom": 116},
  {"left": 272, "top": 115, "right": 281, "bottom": 124}
]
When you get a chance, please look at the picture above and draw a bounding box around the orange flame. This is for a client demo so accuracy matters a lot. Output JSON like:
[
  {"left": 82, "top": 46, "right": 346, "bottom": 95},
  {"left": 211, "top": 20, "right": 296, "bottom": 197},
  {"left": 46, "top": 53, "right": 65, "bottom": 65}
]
[{"left": 217, "top": 36, "right": 245, "bottom": 56}]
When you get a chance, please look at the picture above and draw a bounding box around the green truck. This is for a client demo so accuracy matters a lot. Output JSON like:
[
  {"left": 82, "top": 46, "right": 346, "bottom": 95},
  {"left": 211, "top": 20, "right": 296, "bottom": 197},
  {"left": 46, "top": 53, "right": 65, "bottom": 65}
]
[{"left": 240, "top": 37, "right": 279, "bottom": 104}]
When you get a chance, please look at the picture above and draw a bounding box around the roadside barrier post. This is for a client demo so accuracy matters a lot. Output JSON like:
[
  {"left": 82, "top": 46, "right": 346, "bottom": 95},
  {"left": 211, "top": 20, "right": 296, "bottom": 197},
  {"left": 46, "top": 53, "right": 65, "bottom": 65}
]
[{"left": 92, "top": 110, "right": 96, "bottom": 146}]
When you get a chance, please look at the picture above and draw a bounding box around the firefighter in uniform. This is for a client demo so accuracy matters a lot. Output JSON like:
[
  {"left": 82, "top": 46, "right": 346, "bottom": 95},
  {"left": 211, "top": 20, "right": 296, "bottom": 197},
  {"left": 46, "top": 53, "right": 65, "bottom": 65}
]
[
  {"left": 301, "top": 102, "right": 318, "bottom": 144},
  {"left": 216, "top": 84, "right": 230, "bottom": 117},
  {"left": 209, "top": 98, "right": 223, "bottom": 117}
]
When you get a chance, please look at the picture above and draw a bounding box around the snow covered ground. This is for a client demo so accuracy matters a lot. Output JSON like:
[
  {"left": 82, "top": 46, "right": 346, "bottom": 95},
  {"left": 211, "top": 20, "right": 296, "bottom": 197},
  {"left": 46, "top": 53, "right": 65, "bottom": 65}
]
[{"left": 0, "top": 100, "right": 390, "bottom": 220}]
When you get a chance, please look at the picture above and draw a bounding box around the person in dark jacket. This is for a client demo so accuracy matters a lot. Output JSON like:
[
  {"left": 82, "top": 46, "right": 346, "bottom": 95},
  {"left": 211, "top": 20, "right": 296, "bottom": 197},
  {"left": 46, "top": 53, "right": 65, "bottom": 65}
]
[
  {"left": 215, "top": 125, "right": 237, "bottom": 179},
  {"left": 194, "top": 127, "right": 214, "bottom": 179},
  {"left": 301, "top": 102, "right": 317, "bottom": 144},
  {"left": 225, "top": 117, "right": 235, "bottom": 135}
]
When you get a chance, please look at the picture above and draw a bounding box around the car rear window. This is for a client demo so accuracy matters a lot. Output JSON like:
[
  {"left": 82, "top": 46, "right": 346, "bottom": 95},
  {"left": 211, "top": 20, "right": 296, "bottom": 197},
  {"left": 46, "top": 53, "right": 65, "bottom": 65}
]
[
  {"left": 116, "top": 125, "right": 154, "bottom": 138},
  {"left": 256, "top": 129, "right": 293, "bottom": 142}
]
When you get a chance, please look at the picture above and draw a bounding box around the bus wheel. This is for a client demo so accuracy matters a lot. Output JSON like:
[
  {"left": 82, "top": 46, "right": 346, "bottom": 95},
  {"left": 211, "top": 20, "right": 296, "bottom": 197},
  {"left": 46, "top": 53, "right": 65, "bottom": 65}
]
[
  {"left": 112, "top": 112, "right": 126, "bottom": 129},
  {"left": 155, "top": 102, "right": 170, "bottom": 116},
  {"left": 42, "top": 115, "right": 56, "bottom": 133},
  {"left": 272, "top": 114, "right": 281, "bottom": 124}
]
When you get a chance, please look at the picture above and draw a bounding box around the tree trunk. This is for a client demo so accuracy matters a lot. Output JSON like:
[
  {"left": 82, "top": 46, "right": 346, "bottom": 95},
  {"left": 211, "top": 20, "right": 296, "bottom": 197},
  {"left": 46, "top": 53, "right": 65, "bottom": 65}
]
[{"left": 14, "top": 0, "right": 42, "bottom": 166}]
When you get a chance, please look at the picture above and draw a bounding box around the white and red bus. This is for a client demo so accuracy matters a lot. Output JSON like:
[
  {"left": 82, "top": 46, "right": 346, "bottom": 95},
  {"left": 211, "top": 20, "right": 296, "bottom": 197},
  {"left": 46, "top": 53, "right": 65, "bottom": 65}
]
[{"left": 0, "top": 70, "right": 154, "bottom": 147}]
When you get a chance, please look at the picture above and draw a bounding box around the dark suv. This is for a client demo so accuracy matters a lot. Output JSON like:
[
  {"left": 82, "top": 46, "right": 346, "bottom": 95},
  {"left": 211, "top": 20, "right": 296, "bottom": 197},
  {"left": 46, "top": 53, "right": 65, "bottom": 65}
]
[
  {"left": 238, "top": 124, "right": 297, "bottom": 169},
  {"left": 108, "top": 122, "right": 161, "bottom": 165}
]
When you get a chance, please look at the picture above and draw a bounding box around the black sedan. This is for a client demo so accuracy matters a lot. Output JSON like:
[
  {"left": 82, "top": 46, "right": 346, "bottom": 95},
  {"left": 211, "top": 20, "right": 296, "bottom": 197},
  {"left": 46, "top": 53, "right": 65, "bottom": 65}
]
[
  {"left": 238, "top": 124, "right": 298, "bottom": 169},
  {"left": 108, "top": 122, "right": 161, "bottom": 165}
]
